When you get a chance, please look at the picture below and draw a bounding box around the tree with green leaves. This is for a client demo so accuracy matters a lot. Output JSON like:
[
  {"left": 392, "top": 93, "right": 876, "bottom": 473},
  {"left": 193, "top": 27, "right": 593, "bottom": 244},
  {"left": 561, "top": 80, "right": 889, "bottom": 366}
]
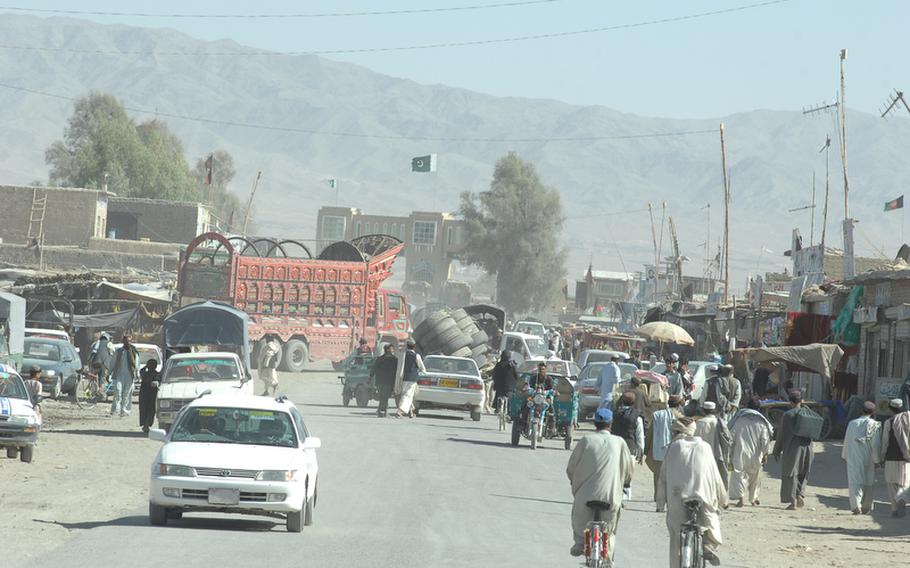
[
  {"left": 459, "top": 152, "right": 566, "bottom": 314},
  {"left": 45, "top": 92, "right": 197, "bottom": 201}
]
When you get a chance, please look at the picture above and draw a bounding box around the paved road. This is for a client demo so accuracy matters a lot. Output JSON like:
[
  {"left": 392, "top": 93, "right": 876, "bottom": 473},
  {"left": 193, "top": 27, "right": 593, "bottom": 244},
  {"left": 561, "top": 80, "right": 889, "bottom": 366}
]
[{"left": 22, "top": 365, "right": 680, "bottom": 568}]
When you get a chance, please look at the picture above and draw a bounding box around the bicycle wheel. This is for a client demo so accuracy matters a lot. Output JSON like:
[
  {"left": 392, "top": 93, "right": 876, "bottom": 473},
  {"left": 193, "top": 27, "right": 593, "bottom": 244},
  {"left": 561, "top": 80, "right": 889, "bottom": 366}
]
[
  {"left": 590, "top": 525, "right": 602, "bottom": 568},
  {"left": 679, "top": 528, "right": 696, "bottom": 568},
  {"left": 76, "top": 378, "right": 98, "bottom": 409}
]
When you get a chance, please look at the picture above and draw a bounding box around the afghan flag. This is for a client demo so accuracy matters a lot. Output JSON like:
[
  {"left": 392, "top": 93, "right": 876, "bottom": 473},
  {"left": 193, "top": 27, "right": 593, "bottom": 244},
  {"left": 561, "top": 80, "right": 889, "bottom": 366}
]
[
  {"left": 411, "top": 154, "right": 437, "bottom": 173},
  {"left": 885, "top": 195, "right": 904, "bottom": 212}
]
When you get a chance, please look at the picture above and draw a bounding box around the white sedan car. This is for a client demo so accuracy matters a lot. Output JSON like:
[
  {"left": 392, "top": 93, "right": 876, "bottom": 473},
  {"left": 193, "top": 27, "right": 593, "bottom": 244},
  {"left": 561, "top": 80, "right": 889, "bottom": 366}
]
[
  {"left": 414, "top": 355, "right": 485, "bottom": 421},
  {"left": 0, "top": 363, "right": 41, "bottom": 463},
  {"left": 147, "top": 394, "right": 320, "bottom": 532}
]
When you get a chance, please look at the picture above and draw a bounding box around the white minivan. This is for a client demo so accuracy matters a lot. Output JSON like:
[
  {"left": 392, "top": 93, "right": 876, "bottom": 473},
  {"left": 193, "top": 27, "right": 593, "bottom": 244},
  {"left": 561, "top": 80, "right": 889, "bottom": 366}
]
[
  {"left": 499, "top": 331, "right": 550, "bottom": 365},
  {"left": 156, "top": 352, "right": 253, "bottom": 431}
]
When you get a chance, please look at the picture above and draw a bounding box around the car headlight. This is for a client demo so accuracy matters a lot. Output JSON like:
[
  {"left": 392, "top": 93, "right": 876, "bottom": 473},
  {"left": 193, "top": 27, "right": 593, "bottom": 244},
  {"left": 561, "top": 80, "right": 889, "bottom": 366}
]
[
  {"left": 158, "top": 464, "right": 197, "bottom": 477},
  {"left": 9, "top": 415, "right": 38, "bottom": 425},
  {"left": 256, "top": 470, "right": 297, "bottom": 482},
  {"left": 158, "top": 400, "right": 172, "bottom": 409},
  {"left": 44, "top": 370, "right": 56, "bottom": 377}
]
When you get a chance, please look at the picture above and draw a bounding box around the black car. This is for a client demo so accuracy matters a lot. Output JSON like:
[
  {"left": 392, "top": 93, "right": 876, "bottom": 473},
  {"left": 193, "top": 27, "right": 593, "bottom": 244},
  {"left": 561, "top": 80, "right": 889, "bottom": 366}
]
[{"left": 21, "top": 337, "right": 82, "bottom": 398}]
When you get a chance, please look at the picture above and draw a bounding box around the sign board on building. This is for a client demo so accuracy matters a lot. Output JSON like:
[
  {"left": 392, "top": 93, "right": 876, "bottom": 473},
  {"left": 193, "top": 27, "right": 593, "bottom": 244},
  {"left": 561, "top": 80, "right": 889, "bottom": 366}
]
[{"left": 875, "top": 377, "right": 904, "bottom": 415}]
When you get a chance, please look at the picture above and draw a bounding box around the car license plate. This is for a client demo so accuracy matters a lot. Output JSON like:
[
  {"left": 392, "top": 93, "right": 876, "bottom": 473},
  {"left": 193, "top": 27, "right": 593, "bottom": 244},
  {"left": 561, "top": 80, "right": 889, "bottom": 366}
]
[
  {"left": 208, "top": 488, "right": 240, "bottom": 505},
  {"left": 439, "top": 378, "right": 460, "bottom": 388}
]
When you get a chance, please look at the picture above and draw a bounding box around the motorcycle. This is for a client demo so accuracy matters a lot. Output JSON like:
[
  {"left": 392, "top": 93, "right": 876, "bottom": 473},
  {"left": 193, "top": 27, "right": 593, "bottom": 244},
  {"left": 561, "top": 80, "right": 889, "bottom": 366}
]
[{"left": 509, "top": 382, "right": 552, "bottom": 450}]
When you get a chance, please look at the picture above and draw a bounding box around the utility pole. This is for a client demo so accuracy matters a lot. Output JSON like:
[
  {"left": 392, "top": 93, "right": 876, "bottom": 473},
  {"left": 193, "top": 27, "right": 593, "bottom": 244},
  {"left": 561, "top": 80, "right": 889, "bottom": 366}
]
[
  {"left": 820, "top": 136, "right": 831, "bottom": 250},
  {"left": 648, "top": 202, "right": 659, "bottom": 303},
  {"left": 720, "top": 123, "right": 730, "bottom": 303},
  {"left": 839, "top": 48, "right": 849, "bottom": 221},
  {"left": 241, "top": 171, "right": 262, "bottom": 235},
  {"left": 881, "top": 89, "right": 910, "bottom": 118}
]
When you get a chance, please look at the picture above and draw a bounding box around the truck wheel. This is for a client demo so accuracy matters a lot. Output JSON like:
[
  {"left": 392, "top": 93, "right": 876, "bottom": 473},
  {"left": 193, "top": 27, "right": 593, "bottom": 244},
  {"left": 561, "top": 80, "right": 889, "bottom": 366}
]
[
  {"left": 19, "top": 445, "right": 34, "bottom": 463},
  {"left": 281, "top": 339, "right": 309, "bottom": 373},
  {"left": 7, "top": 446, "right": 18, "bottom": 459},
  {"left": 422, "top": 318, "right": 458, "bottom": 347},
  {"left": 355, "top": 386, "right": 370, "bottom": 408}
]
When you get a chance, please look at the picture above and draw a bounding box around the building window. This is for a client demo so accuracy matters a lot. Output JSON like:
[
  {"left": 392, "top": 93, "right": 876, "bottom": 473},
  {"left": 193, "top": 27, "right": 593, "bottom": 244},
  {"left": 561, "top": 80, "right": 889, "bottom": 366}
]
[
  {"left": 400, "top": 224, "right": 407, "bottom": 241},
  {"left": 455, "top": 225, "right": 462, "bottom": 244},
  {"left": 413, "top": 221, "right": 437, "bottom": 245},
  {"left": 382, "top": 222, "right": 388, "bottom": 235},
  {"left": 412, "top": 260, "right": 435, "bottom": 283},
  {"left": 355, "top": 222, "right": 361, "bottom": 237},
  {"left": 322, "top": 216, "right": 346, "bottom": 241},
  {"left": 447, "top": 226, "right": 454, "bottom": 245}
]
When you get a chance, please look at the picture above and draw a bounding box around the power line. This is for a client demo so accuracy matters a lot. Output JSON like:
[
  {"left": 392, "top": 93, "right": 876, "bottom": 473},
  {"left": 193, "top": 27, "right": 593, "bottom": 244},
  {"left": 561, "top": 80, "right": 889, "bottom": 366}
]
[
  {"left": 0, "top": 0, "right": 562, "bottom": 19},
  {"left": 0, "top": 82, "right": 716, "bottom": 143},
  {"left": 0, "top": 0, "right": 791, "bottom": 57}
]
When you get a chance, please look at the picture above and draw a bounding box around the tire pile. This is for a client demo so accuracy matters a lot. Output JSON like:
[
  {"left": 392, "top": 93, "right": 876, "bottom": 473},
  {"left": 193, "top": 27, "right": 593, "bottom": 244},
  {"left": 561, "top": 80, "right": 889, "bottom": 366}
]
[{"left": 413, "top": 308, "right": 492, "bottom": 369}]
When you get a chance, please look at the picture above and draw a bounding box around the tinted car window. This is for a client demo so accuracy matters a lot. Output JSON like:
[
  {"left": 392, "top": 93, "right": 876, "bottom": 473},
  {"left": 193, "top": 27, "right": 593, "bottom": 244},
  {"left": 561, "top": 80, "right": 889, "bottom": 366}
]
[
  {"left": 424, "top": 357, "right": 479, "bottom": 376},
  {"left": 171, "top": 407, "right": 298, "bottom": 448},
  {"left": 24, "top": 340, "right": 61, "bottom": 361}
]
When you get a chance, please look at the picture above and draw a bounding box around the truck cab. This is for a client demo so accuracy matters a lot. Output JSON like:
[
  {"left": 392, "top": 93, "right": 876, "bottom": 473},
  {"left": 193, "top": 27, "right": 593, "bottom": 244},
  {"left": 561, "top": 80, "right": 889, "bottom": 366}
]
[{"left": 374, "top": 289, "right": 410, "bottom": 342}]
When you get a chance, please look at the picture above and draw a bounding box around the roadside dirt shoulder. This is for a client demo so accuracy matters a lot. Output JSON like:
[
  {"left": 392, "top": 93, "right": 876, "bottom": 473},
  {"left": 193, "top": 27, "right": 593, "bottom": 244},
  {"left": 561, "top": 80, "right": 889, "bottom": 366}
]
[{"left": 1, "top": 398, "right": 160, "bottom": 566}]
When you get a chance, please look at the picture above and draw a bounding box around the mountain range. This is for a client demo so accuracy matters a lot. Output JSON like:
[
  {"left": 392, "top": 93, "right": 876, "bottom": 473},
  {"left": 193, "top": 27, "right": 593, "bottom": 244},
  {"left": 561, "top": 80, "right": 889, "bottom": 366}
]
[{"left": 1, "top": 14, "right": 910, "bottom": 289}]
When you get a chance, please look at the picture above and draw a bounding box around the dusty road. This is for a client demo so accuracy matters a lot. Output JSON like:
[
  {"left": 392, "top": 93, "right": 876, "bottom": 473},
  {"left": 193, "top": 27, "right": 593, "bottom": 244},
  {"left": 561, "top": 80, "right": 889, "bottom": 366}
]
[{"left": 2, "top": 365, "right": 906, "bottom": 567}]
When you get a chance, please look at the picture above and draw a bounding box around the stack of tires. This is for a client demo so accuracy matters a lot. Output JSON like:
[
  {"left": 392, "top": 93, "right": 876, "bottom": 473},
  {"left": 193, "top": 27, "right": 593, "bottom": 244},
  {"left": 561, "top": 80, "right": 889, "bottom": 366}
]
[{"left": 413, "top": 308, "right": 492, "bottom": 368}]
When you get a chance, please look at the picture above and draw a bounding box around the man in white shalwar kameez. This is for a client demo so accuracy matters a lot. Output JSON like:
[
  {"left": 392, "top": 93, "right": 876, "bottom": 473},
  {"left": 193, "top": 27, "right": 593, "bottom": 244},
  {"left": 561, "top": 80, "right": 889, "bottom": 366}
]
[
  {"left": 566, "top": 408, "right": 633, "bottom": 560},
  {"left": 728, "top": 398, "right": 773, "bottom": 507},
  {"left": 694, "top": 401, "right": 732, "bottom": 489},
  {"left": 841, "top": 400, "right": 881, "bottom": 514},
  {"left": 657, "top": 417, "right": 727, "bottom": 567}
]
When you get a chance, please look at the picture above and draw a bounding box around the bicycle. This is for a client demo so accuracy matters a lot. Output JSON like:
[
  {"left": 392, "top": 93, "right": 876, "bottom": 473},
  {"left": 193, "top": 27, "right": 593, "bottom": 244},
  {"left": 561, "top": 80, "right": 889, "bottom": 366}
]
[
  {"left": 583, "top": 500, "right": 613, "bottom": 568},
  {"left": 679, "top": 500, "right": 705, "bottom": 568},
  {"left": 74, "top": 370, "right": 111, "bottom": 409},
  {"left": 497, "top": 396, "right": 509, "bottom": 431}
]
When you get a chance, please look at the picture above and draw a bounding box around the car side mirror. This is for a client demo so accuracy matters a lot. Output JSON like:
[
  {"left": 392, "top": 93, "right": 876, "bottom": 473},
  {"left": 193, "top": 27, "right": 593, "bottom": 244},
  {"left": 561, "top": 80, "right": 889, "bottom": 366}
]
[
  {"left": 302, "top": 437, "right": 322, "bottom": 450},
  {"left": 148, "top": 429, "right": 168, "bottom": 442}
]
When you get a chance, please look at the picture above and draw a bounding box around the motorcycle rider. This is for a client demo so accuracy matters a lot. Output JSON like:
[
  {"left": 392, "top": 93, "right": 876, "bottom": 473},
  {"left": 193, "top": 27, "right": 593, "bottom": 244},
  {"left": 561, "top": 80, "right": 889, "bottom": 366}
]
[
  {"left": 530, "top": 361, "right": 554, "bottom": 391},
  {"left": 566, "top": 408, "right": 633, "bottom": 561}
]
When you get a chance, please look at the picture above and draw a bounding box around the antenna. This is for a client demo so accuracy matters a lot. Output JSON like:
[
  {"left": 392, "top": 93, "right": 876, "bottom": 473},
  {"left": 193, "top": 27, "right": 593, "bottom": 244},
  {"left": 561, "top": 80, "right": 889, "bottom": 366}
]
[{"left": 881, "top": 89, "right": 910, "bottom": 118}]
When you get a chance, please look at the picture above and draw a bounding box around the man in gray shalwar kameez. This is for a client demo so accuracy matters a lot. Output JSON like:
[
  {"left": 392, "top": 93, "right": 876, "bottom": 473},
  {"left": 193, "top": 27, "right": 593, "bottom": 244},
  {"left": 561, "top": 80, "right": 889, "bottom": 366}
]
[{"left": 772, "top": 390, "right": 814, "bottom": 510}]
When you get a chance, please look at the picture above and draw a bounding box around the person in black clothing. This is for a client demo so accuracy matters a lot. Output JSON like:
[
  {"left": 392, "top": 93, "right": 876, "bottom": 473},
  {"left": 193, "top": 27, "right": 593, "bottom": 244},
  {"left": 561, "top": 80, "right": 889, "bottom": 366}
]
[
  {"left": 138, "top": 359, "right": 160, "bottom": 433},
  {"left": 752, "top": 366, "right": 772, "bottom": 398},
  {"left": 491, "top": 351, "right": 519, "bottom": 405},
  {"left": 530, "top": 362, "right": 553, "bottom": 391},
  {"left": 371, "top": 344, "right": 398, "bottom": 417}
]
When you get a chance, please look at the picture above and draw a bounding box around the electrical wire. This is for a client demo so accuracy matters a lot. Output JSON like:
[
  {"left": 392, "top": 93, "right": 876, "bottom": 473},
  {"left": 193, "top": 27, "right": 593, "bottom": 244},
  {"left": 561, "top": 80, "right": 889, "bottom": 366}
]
[
  {"left": 0, "top": 1, "right": 562, "bottom": 19},
  {"left": 0, "top": 82, "right": 717, "bottom": 143},
  {"left": 0, "top": 0, "right": 791, "bottom": 56}
]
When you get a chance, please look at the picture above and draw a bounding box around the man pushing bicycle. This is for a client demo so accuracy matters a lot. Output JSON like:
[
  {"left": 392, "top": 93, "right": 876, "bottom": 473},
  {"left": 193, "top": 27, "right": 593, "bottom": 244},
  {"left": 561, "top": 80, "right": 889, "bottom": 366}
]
[{"left": 566, "top": 408, "right": 633, "bottom": 564}]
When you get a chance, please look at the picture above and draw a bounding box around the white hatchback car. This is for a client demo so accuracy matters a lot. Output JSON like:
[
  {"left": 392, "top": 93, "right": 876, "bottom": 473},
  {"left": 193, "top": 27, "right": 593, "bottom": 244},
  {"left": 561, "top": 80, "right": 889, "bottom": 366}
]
[
  {"left": 148, "top": 394, "right": 320, "bottom": 532},
  {"left": 414, "top": 355, "right": 485, "bottom": 421},
  {"left": 0, "top": 363, "right": 41, "bottom": 463}
]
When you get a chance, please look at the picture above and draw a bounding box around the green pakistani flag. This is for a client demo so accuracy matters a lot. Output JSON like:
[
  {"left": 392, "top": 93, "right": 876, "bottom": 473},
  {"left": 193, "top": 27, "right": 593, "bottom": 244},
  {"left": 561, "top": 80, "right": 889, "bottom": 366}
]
[{"left": 411, "top": 153, "right": 437, "bottom": 173}]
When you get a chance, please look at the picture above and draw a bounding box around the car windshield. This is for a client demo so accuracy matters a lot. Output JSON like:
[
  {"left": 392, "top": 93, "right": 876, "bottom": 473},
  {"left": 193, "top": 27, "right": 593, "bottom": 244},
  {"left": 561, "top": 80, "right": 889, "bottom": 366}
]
[
  {"left": 24, "top": 340, "right": 62, "bottom": 361},
  {"left": 170, "top": 407, "right": 298, "bottom": 447},
  {"left": 581, "top": 363, "right": 606, "bottom": 380},
  {"left": 586, "top": 352, "right": 612, "bottom": 364},
  {"left": 0, "top": 370, "right": 29, "bottom": 400},
  {"left": 163, "top": 357, "right": 240, "bottom": 382},
  {"left": 517, "top": 323, "right": 545, "bottom": 336},
  {"left": 526, "top": 337, "right": 548, "bottom": 357},
  {"left": 424, "top": 357, "right": 478, "bottom": 376}
]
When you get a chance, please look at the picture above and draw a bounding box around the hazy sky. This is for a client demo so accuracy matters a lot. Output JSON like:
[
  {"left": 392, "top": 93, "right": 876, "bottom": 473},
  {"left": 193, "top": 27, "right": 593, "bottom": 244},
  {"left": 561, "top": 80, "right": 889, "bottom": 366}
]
[{"left": 3, "top": 0, "right": 906, "bottom": 119}]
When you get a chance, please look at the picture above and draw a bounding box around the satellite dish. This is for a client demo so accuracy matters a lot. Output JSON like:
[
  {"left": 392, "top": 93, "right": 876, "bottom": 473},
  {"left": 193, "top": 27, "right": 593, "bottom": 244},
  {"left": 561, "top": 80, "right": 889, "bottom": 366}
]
[{"left": 897, "top": 244, "right": 910, "bottom": 263}]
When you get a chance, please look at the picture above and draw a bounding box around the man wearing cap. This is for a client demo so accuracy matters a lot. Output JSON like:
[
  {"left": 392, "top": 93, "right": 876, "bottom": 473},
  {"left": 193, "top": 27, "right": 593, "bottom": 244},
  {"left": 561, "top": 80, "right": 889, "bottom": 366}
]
[
  {"left": 109, "top": 333, "right": 140, "bottom": 418},
  {"left": 395, "top": 340, "right": 425, "bottom": 418},
  {"left": 720, "top": 364, "right": 742, "bottom": 419},
  {"left": 772, "top": 390, "right": 814, "bottom": 510},
  {"left": 566, "top": 408, "right": 633, "bottom": 561},
  {"left": 880, "top": 398, "right": 910, "bottom": 517},
  {"left": 842, "top": 400, "right": 881, "bottom": 514},
  {"left": 694, "top": 401, "right": 732, "bottom": 489},
  {"left": 596, "top": 355, "right": 621, "bottom": 408},
  {"left": 657, "top": 417, "right": 727, "bottom": 567},
  {"left": 646, "top": 394, "right": 684, "bottom": 509},
  {"left": 728, "top": 397, "right": 774, "bottom": 507}
]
